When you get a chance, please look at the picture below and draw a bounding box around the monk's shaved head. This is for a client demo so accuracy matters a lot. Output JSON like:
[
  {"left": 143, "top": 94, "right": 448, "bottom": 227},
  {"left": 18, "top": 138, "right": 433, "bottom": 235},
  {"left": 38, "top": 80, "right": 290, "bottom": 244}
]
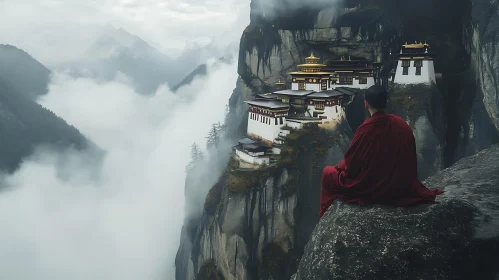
[{"left": 365, "top": 85, "right": 388, "bottom": 110}]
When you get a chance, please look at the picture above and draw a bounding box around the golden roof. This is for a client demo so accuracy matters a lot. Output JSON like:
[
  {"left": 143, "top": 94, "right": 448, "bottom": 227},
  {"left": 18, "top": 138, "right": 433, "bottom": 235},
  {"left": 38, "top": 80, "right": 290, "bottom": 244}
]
[
  {"left": 297, "top": 63, "right": 327, "bottom": 68},
  {"left": 305, "top": 52, "right": 320, "bottom": 60},
  {"left": 402, "top": 41, "right": 430, "bottom": 48}
]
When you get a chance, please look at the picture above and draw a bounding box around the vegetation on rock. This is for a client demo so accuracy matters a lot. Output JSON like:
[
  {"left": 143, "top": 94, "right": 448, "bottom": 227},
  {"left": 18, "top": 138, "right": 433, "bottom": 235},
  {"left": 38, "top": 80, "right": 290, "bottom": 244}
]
[{"left": 196, "top": 260, "right": 225, "bottom": 280}]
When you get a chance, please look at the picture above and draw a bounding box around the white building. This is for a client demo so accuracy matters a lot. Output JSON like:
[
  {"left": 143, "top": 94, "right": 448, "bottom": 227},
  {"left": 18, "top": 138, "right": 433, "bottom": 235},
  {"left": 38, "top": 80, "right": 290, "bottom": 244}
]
[
  {"left": 306, "top": 87, "right": 358, "bottom": 121},
  {"left": 246, "top": 100, "right": 289, "bottom": 146},
  {"left": 392, "top": 42, "right": 436, "bottom": 85},
  {"left": 232, "top": 138, "right": 270, "bottom": 167}
]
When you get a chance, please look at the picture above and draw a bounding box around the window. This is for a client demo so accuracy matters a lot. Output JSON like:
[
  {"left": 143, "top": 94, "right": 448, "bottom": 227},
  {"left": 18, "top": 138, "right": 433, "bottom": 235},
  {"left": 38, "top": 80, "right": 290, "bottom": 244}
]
[
  {"left": 280, "top": 117, "right": 284, "bottom": 125},
  {"left": 401, "top": 60, "right": 410, "bottom": 67},
  {"left": 359, "top": 77, "right": 368, "bottom": 84},
  {"left": 414, "top": 60, "right": 423, "bottom": 67},
  {"left": 298, "top": 82, "right": 305, "bottom": 90},
  {"left": 415, "top": 67, "right": 422, "bottom": 75},
  {"left": 275, "top": 118, "right": 278, "bottom": 125},
  {"left": 402, "top": 67, "right": 409, "bottom": 75}
]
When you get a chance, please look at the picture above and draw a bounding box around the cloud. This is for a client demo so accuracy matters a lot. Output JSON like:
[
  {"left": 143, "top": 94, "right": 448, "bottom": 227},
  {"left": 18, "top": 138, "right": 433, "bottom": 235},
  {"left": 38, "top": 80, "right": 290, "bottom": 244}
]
[
  {"left": 251, "top": 0, "right": 342, "bottom": 21},
  {"left": 0, "top": 56, "right": 238, "bottom": 280},
  {"left": 0, "top": 0, "right": 249, "bottom": 66}
]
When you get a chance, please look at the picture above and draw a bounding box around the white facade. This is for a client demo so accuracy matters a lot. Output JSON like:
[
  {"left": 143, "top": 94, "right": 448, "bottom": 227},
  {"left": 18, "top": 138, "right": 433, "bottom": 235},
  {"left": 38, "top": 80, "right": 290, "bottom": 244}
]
[
  {"left": 394, "top": 60, "right": 436, "bottom": 85},
  {"left": 235, "top": 149, "right": 270, "bottom": 165},
  {"left": 307, "top": 104, "right": 342, "bottom": 121},
  {"left": 291, "top": 81, "right": 321, "bottom": 91},
  {"left": 247, "top": 112, "right": 286, "bottom": 144},
  {"left": 329, "top": 77, "right": 375, "bottom": 90}
]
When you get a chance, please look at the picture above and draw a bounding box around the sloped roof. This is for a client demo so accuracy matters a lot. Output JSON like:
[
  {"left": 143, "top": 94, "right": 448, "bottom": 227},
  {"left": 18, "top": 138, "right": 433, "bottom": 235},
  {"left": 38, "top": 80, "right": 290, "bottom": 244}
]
[
  {"left": 245, "top": 100, "right": 290, "bottom": 109},
  {"left": 273, "top": 89, "right": 315, "bottom": 97}
]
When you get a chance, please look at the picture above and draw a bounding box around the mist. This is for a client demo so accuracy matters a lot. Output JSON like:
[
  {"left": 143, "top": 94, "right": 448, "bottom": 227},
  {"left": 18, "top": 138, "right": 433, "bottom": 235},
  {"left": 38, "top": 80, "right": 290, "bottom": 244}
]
[
  {"left": 251, "top": 0, "right": 342, "bottom": 19},
  {"left": 0, "top": 57, "right": 238, "bottom": 280}
]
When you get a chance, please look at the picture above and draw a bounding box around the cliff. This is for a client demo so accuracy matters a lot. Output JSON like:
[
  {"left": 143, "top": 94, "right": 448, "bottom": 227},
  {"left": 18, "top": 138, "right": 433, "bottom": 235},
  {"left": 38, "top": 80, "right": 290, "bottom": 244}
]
[
  {"left": 176, "top": 123, "right": 352, "bottom": 280},
  {"left": 292, "top": 144, "right": 499, "bottom": 280},
  {"left": 176, "top": 0, "right": 499, "bottom": 279}
]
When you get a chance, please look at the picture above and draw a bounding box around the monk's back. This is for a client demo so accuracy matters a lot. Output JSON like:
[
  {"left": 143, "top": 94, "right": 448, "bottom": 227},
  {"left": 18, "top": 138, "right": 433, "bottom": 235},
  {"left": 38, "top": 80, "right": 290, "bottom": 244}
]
[{"left": 319, "top": 86, "right": 443, "bottom": 217}]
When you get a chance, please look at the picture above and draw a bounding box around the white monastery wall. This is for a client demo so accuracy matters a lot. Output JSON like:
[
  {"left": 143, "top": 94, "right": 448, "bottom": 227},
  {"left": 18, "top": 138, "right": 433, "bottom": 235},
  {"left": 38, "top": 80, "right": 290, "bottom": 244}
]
[
  {"left": 235, "top": 149, "right": 270, "bottom": 165},
  {"left": 394, "top": 60, "right": 436, "bottom": 85},
  {"left": 247, "top": 112, "right": 285, "bottom": 143}
]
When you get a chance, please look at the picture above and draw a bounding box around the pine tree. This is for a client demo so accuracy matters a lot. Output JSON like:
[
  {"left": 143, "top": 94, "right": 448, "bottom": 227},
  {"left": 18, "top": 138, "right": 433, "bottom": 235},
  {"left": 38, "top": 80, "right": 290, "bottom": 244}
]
[{"left": 206, "top": 123, "right": 221, "bottom": 149}]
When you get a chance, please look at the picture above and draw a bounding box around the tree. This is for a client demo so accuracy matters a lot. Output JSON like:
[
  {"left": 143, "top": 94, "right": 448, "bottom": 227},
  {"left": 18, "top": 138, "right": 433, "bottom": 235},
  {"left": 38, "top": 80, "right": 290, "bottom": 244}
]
[
  {"left": 206, "top": 123, "right": 221, "bottom": 149},
  {"left": 186, "top": 143, "right": 204, "bottom": 171}
]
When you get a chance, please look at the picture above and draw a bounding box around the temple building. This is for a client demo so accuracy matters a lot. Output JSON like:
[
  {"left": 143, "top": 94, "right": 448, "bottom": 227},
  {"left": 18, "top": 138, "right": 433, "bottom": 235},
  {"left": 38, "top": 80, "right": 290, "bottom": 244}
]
[
  {"left": 245, "top": 100, "right": 289, "bottom": 146},
  {"left": 233, "top": 138, "right": 270, "bottom": 167},
  {"left": 233, "top": 52, "right": 380, "bottom": 167},
  {"left": 289, "top": 53, "right": 379, "bottom": 91},
  {"left": 306, "top": 87, "right": 359, "bottom": 121},
  {"left": 392, "top": 41, "right": 436, "bottom": 85}
]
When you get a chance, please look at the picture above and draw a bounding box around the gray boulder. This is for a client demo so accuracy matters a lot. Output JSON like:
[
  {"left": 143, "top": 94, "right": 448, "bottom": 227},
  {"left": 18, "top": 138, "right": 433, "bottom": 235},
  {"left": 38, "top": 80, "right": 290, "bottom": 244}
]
[{"left": 293, "top": 144, "right": 499, "bottom": 280}]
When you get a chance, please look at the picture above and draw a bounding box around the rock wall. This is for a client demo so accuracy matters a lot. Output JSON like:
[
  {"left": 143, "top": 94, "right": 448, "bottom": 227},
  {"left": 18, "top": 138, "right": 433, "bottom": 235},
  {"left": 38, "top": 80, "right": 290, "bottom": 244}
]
[
  {"left": 292, "top": 144, "right": 499, "bottom": 280},
  {"left": 178, "top": 124, "right": 351, "bottom": 280}
]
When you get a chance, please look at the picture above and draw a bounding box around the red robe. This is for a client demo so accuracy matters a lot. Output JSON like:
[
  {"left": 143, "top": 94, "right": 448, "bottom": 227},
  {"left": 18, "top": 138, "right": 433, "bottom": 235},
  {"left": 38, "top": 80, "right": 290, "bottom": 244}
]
[{"left": 320, "top": 111, "right": 444, "bottom": 217}]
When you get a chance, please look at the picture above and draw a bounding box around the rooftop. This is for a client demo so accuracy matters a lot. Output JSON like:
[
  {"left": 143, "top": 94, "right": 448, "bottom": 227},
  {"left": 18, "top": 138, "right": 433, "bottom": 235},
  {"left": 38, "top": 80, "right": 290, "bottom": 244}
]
[
  {"left": 245, "top": 100, "right": 290, "bottom": 109},
  {"left": 274, "top": 89, "right": 315, "bottom": 97},
  {"left": 402, "top": 41, "right": 430, "bottom": 49},
  {"left": 256, "top": 93, "right": 278, "bottom": 99},
  {"left": 335, "top": 87, "right": 360, "bottom": 96},
  {"left": 238, "top": 137, "right": 256, "bottom": 145}
]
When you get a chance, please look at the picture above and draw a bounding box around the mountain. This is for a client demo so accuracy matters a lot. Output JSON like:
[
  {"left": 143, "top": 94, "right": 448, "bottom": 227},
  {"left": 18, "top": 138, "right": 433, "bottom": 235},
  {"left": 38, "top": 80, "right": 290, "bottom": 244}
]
[
  {"left": 171, "top": 57, "right": 233, "bottom": 92},
  {"left": 0, "top": 76, "right": 88, "bottom": 173},
  {"left": 0, "top": 45, "right": 51, "bottom": 100},
  {"left": 57, "top": 27, "right": 176, "bottom": 95}
]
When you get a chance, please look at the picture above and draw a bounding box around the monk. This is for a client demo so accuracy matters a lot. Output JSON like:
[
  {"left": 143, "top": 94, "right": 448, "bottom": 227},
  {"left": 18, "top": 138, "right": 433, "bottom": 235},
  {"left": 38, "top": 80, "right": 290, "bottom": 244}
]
[{"left": 320, "top": 85, "right": 444, "bottom": 217}]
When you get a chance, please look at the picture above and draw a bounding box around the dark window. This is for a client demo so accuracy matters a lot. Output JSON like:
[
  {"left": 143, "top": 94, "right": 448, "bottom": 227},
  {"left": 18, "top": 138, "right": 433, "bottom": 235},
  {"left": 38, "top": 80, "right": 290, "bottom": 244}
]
[
  {"left": 298, "top": 82, "right": 305, "bottom": 90},
  {"left": 414, "top": 60, "right": 423, "bottom": 67},
  {"left": 401, "top": 60, "right": 410, "bottom": 67},
  {"left": 339, "top": 75, "right": 353, "bottom": 85},
  {"left": 359, "top": 77, "right": 368, "bottom": 84},
  {"left": 402, "top": 67, "right": 409, "bottom": 75},
  {"left": 280, "top": 117, "right": 284, "bottom": 125},
  {"left": 415, "top": 67, "right": 422, "bottom": 75},
  {"left": 336, "top": 106, "right": 338, "bottom": 113},
  {"left": 275, "top": 118, "right": 278, "bottom": 125}
]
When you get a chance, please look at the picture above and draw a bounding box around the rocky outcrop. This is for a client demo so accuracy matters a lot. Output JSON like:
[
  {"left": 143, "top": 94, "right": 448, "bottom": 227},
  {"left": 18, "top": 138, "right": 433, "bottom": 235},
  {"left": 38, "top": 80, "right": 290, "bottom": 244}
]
[
  {"left": 388, "top": 84, "right": 446, "bottom": 179},
  {"left": 455, "top": 0, "right": 499, "bottom": 163},
  {"left": 177, "top": 123, "right": 352, "bottom": 280},
  {"left": 293, "top": 144, "right": 499, "bottom": 280},
  {"left": 239, "top": 2, "right": 391, "bottom": 92},
  {"left": 464, "top": 0, "right": 499, "bottom": 132}
]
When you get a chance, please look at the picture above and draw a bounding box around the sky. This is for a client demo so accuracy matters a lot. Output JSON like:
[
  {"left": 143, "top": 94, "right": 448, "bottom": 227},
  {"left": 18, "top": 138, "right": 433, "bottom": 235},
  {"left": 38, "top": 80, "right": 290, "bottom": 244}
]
[
  {"left": 0, "top": 0, "right": 248, "bottom": 279},
  {"left": 0, "top": 0, "right": 249, "bottom": 65}
]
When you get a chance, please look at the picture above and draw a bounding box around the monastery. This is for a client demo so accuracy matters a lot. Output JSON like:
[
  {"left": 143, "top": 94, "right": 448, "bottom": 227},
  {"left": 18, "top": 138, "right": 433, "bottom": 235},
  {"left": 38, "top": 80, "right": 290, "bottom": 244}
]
[
  {"left": 233, "top": 42, "right": 436, "bottom": 168},
  {"left": 391, "top": 41, "right": 436, "bottom": 85},
  {"left": 233, "top": 53, "right": 381, "bottom": 168}
]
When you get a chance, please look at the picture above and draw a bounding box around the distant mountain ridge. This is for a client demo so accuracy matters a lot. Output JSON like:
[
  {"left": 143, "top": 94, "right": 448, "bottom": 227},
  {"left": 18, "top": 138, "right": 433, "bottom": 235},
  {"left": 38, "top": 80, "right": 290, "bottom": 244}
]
[
  {"left": 0, "top": 44, "right": 51, "bottom": 100},
  {"left": 0, "top": 76, "right": 88, "bottom": 173},
  {"left": 0, "top": 46, "right": 89, "bottom": 173}
]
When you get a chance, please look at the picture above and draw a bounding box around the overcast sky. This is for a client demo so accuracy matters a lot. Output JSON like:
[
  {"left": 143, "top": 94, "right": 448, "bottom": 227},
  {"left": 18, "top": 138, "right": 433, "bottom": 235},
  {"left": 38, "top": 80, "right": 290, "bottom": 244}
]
[{"left": 0, "top": 0, "right": 249, "bottom": 65}]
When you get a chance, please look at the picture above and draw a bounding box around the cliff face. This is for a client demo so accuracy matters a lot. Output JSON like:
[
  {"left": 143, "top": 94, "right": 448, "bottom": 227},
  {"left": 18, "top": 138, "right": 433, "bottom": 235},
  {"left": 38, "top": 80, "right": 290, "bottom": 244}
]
[
  {"left": 458, "top": 0, "right": 499, "bottom": 160},
  {"left": 292, "top": 144, "right": 499, "bottom": 280},
  {"left": 176, "top": 0, "right": 499, "bottom": 279},
  {"left": 176, "top": 120, "right": 352, "bottom": 280}
]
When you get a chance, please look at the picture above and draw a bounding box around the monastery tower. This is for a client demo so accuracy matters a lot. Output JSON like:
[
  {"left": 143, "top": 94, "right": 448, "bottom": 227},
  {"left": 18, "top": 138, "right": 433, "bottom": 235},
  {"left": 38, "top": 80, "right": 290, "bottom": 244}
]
[{"left": 392, "top": 42, "right": 436, "bottom": 85}]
